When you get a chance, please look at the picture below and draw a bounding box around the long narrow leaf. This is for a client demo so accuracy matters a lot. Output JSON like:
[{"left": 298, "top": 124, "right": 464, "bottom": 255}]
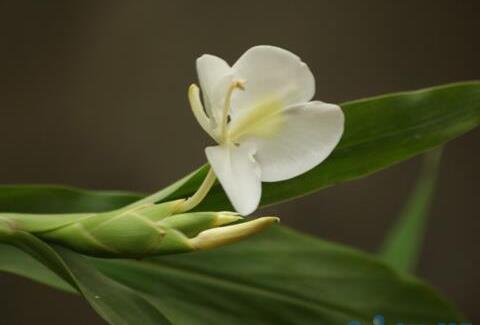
[
  {"left": 163, "top": 81, "right": 480, "bottom": 210},
  {"left": 379, "top": 148, "right": 443, "bottom": 272}
]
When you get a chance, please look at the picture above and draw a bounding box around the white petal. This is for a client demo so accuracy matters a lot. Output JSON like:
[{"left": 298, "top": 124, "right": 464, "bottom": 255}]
[
  {"left": 246, "top": 101, "right": 344, "bottom": 182},
  {"left": 205, "top": 144, "right": 261, "bottom": 215},
  {"left": 196, "top": 54, "right": 233, "bottom": 126},
  {"left": 230, "top": 45, "right": 315, "bottom": 116}
]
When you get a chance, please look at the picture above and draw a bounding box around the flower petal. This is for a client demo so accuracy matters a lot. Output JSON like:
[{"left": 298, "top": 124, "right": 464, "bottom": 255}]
[
  {"left": 246, "top": 101, "right": 344, "bottom": 182},
  {"left": 196, "top": 54, "right": 233, "bottom": 126},
  {"left": 231, "top": 45, "right": 315, "bottom": 116},
  {"left": 205, "top": 144, "right": 261, "bottom": 215}
]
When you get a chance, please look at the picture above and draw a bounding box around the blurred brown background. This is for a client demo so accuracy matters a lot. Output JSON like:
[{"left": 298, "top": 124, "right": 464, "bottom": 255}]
[{"left": 0, "top": 1, "right": 478, "bottom": 324}]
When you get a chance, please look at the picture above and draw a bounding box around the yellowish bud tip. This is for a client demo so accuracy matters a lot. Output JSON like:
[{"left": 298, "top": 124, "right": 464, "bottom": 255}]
[
  {"left": 213, "top": 211, "right": 243, "bottom": 226},
  {"left": 190, "top": 216, "right": 279, "bottom": 250}
]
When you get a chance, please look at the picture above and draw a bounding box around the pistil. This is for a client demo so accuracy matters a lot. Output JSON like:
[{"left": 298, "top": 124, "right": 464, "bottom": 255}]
[{"left": 220, "top": 80, "right": 245, "bottom": 143}]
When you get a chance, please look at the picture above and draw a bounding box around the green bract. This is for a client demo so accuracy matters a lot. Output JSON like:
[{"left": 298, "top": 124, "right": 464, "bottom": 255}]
[{"left": 0, "top": 200, "right": 277, "bottom": 257}]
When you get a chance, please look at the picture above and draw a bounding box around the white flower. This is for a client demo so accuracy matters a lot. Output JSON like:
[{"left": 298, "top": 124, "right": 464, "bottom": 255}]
[{"left": 188, "top": 45, "right": 344, "bottom": 215}]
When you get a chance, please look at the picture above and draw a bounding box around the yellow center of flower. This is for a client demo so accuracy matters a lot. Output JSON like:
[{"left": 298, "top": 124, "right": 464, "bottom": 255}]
[
  {"left": 220, "top": 80, "right": 285, "bottom": 144},
  {"left": 228, "top": 98, "right": 285, "bottom": 141}
]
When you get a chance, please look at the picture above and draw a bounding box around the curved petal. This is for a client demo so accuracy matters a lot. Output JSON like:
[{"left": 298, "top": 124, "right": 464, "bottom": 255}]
[
  {"left": 231, "top": 45, "right": 315, "bottom": 117},
  {"left": 246, "top": 101, "right": 344, "bottom": 182},
  {"left": 196, "top": 54, "right": 233, "bottom": 126},
  {"left": 205, "top": 144, "right": 261, "bottom": 215}
]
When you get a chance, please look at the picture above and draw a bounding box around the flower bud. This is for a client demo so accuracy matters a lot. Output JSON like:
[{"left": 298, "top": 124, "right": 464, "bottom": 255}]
[
  {"left": 3, "top": 200, "right": 278, "bottom": 258},
  {"left": 189, "top": 217, "right": 279, "bottom": 250}
]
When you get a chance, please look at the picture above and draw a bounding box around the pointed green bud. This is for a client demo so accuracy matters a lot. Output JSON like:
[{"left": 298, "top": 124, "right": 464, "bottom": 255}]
[
  {"left": 214, "top": 212, "right": 245, "bottom": 226},
  {"left": 158, "top": 211, "right": 242, "bottom": 237}
]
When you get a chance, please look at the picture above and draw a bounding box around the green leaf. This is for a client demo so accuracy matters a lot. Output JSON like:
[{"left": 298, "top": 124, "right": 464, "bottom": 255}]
[
  {"left": 0, "top": 186, "right": 464, "bottom": 324},
  {"left": 0, "top": 244, "right": 75, "bottom": 293},
  {"left": 379, "top": 148, "right": 442, "bottom": 273},
  {"left": 0, "top": 185, "right": 142, "bottom": 213},
  {"left": 161, "top": 81, "right": 480, "bottom": 210},
  {"left": 96, "top": 226, "right": 463, "bottom": 324}
]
